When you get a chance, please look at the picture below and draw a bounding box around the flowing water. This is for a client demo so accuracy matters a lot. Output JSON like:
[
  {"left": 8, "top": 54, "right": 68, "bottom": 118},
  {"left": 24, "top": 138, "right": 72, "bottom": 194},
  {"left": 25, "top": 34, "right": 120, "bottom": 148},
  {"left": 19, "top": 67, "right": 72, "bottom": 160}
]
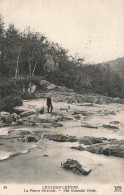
[{"left": 0, "top": 99, "right": 124, "bottom": 183}]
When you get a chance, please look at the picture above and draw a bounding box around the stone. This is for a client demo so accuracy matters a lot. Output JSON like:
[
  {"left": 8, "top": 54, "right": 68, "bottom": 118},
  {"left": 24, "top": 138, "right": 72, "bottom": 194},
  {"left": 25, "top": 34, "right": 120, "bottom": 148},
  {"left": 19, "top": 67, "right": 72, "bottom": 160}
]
[
  {"left": 0, "top": 112, "right": 10, "bottom": 122},
  {"left": 4, "top": 115, "right": 13, "bottom": 124},
  {"left": 8, "top": 130, "right": 41, "bottom": 143},
  {"left": 0, "top": 111, "right": 10, "bottom": 117},
  {"left": 42, "top": 123, "right": 52, "bottom": 128},
  {"left": 16, "top": 119, "right": 24, "bottom": 125},
  {"left": 26, "top": 135, "right": 41, "bottom": 142},
  {"left": 8, "top": 130, "right": 31, "bottom": 137},
  {"left": 102, "top": 124, "right": 119, "bottom": 129},
  {"left": 71, "top": 146, "right": 86, "bottom": 151},
  {"left": 52, "top": 122, "right": 63, "bottom": 128},
  {"left": 110, "top": 121, "right": 120, "bottom": 124},
  {"left": 61, "top": 159, "right": 91, "bottom": 175},
  {"left": 28, "top": 83, "right": 37, "bottom": 94},
  {"left": 28, "top": 114, "right": 59, "bottom": 124},
  {"left": 87, "top": 142, "right": 124, "bottom": 158},
  {"left": 20, "top": 110, "right": 37, "bottom": 117},
  {"left": 44, "top": 134, "right": 78, "bottom": 142},
  {"left": 0, "top": 121, "right": 6, "bottom": 127},
  {"left": 73, "top": 111, "right": 93, "bottom": 116},
  {"left": 108, "top": 139, "right": 124, "bottom": 145},
  {"left": 79, "top": 136, "right": 106, "bottom": 145},
  {"left": 39, "top": 80, "right": 57, "bottom": 90},
  {"left": 47, "top": 84, "right": 56, "bottom": 90},
  {"left": 11, "top": 113, "right": 20, "bottom": 121},
  {"left": 81, "top": 124, "right": 98, "bottom": 129},
  {"left": 74, "top": 115, "right": 81, "bottom": 119},
  {"left": 87, "top": 145, "right": 105, "bottom": 154},
  {"left": 59, "top": 116, "right": 73, "bottom": 121},
  {"left": 14, "top": 107, "right": 28, "bottom": 114},
  {"left": 102, "top": 110, "right": 116, "bottom": 115}
]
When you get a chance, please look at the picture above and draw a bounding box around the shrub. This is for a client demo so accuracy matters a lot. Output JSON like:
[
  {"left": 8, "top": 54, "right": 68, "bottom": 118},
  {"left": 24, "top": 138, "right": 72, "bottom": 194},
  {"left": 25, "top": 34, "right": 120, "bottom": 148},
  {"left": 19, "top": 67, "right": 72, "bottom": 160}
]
[
  {"left": 21, "top": 92, "right": 35, "bottom": 100},
  {"left": 0, "top": 95, "right": 22, "bottom": 113}
]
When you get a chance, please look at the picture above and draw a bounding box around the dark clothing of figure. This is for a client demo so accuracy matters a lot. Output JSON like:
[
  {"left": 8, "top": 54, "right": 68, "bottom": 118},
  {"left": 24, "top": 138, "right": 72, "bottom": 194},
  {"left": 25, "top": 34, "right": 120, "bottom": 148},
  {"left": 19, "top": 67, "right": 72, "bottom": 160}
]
[
  {"left": 47, "top": 97, "right": 52, "bottom": 106},
  {"left": 47, "top": 97, "right": 53, "bottom": 113}
]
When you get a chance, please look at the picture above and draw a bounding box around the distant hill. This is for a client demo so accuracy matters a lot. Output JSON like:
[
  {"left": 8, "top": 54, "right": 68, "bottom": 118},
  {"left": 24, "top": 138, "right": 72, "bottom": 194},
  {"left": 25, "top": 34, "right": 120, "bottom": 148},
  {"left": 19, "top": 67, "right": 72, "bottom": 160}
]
[{"left": 103, "top": 57, "right": 124, "bottom": 80}]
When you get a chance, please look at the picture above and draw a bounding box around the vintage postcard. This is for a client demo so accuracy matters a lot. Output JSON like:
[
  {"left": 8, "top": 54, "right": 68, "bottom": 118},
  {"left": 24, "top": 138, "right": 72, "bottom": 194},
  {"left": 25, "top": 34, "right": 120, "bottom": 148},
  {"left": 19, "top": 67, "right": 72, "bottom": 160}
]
[{"left": 0, "top": 0, "right": 124, "bottom": 194}]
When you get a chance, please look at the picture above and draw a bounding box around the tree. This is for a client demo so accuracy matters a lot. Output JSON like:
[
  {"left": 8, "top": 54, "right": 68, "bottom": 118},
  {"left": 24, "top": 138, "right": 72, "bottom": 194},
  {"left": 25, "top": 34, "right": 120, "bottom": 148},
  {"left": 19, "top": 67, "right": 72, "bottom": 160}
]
[
  {"left": 1, "top": 24, "right": 23, "bottom": 76},
  {"left": 0, "top": 15, "right": 5, "bottom": 75},
  {"left": 20, "top": 28, "right": 46, "bottom": 77}
]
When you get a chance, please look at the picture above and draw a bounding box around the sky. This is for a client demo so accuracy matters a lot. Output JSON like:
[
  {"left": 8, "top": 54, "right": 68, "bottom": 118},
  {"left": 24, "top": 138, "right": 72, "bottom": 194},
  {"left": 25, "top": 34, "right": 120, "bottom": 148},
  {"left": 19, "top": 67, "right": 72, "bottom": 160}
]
[{"left": 0, "top": 0, "right": 124, "bottom": 63}]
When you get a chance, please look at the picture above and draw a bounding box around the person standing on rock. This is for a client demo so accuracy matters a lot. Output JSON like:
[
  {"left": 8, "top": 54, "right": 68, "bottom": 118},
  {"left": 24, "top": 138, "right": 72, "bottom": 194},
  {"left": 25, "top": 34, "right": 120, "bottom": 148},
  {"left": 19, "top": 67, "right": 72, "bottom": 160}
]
[{"left": 47, "top": 93, "right": 53, "bottom": 113}]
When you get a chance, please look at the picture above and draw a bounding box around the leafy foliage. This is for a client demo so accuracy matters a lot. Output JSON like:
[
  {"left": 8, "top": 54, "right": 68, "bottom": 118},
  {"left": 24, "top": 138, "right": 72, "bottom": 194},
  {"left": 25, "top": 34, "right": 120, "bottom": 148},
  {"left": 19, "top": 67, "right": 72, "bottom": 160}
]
[
  {"left": 0, "top": 14, "right": 124, "bottom": 112},
  {"left": 0, "top": 95, "right": 22, "bottom": 113}
]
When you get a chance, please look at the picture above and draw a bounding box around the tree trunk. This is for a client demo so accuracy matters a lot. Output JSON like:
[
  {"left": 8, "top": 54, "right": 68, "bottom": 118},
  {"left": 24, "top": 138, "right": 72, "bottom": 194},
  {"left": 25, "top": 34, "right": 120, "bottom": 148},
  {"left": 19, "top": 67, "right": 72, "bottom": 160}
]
[
  {"left": 15, "top": 46, "right": 23, "bottom": 79},
  {"left": 32, "top": 60, "right": 38, "bottom": 77},
  {"left": 29, "top": 58, "right": 32, "bottom": 78}
]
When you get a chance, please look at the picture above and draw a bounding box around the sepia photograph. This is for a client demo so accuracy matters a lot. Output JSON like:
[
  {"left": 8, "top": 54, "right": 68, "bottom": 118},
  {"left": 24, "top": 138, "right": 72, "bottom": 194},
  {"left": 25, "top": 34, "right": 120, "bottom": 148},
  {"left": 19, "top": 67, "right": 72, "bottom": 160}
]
[{"left": 0, "top": 0, "right": 124, "bottom": 194}]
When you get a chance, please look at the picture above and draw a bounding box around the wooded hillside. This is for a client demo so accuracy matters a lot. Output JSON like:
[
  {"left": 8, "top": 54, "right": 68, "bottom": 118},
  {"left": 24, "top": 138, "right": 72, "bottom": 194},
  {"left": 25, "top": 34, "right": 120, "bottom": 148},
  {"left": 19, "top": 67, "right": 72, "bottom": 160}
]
[{"left": 0, "top": 15, "right": 124, "bottom": 108}]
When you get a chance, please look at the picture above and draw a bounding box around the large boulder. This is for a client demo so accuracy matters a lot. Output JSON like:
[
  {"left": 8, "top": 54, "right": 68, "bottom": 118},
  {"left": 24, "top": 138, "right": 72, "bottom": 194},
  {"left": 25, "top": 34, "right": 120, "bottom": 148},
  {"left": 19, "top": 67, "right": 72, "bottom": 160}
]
[
  {"left": 39, "top": 80, "right": 57, "bottom": 90},
  {"left": 43, "top": 54, "right": 58, "bottom": 73},
  {"left": 8, "top": 130, "right": 31, "bottom": 137},
  {"left": 39, "top": 79, "right": 73, "bottom": 92},
  {"left": 8, "top": 130, "right": 41, "bottom": 143},
  {"left": 11, "top": 113, "right": 20, "bottom": 121},
  {"left": 44, "top": 134, "right": 78, "bottom": 142},
  {"left": 28, "top": 113, "right": 60, "bottom": 124},
  {"left": 79, "top": 136, "right": 107, "bottom": 145},
  {"left": 87, "top": 143, "right": 124, "bottom": 158},
  {"left": 0, "top": 112, "right": 10, "bottom": 121},
  {"left": 98, "top": 110, "right": 116, "bottom": 116},
  {"left": 20, "top": 110, "right": 37, "bottom": 117},
  {"left": 47, "top": 84, "right": 56, "bottom": 90},
  {"left": 28, "top": 83, "right": 37, "bottom": 94},
  {"left": 110, "top": 121, "right": 120, "bottom": 124},
  {"left": 14, "top": 107, "right": 29, "bottom": 114},
  {"left": 26, "top": 135, "right": 41, "bottom": 142},
  {"left": 4, "top": 115, "right": 13, "bottom": 124},
  {"left": 0, "top": 112, "right": 21, "bottom": 124},
  {"left": 102, "top": 124, "right": 119, "bottom": 129},
  {"left": 61, "top": 159, "right": 91, "bottom": 175}
]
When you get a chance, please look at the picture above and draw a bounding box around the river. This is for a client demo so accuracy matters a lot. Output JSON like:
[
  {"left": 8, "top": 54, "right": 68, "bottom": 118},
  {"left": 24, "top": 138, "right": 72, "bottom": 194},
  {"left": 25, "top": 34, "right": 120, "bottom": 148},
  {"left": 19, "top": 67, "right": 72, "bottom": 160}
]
[{"left": 0, "top": 98, "right": 124, "bottom": 184}]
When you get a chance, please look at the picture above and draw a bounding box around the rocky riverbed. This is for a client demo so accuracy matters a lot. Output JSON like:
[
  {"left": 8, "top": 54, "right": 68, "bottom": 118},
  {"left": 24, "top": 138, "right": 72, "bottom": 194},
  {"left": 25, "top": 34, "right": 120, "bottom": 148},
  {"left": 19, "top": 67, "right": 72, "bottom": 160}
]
[{"left": 0, "top": 90, "right": 124, "bottom": 184}]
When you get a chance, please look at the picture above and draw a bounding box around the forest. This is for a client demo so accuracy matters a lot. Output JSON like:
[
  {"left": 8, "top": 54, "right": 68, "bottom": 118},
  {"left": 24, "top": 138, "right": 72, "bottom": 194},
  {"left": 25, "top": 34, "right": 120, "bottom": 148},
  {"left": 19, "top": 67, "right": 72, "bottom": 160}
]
[{"left": 0, "top": 15, "right": 124, "bottom": 112}]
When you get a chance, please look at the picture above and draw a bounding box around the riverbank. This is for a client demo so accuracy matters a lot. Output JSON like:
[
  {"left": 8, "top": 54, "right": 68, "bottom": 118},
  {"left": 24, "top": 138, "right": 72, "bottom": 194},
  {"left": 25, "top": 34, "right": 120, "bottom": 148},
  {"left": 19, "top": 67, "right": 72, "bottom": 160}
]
[{"left": 0, "top": 91, "right": 124, "bottom": 184}]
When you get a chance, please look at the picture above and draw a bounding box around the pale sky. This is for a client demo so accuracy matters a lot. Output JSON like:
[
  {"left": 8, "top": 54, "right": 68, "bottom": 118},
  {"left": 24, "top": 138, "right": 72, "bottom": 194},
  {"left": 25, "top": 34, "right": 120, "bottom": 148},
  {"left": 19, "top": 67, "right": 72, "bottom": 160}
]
[{"left": 0, "top": 0, "right": 124, "bottom": 63}]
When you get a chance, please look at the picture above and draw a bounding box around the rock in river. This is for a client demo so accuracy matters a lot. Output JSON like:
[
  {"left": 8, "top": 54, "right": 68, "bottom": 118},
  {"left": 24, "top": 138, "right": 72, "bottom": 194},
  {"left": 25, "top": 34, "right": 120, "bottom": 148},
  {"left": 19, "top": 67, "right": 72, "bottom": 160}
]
[
  {"left": 81, "top": 124, "right": 98, "bottom": 129},
  {"left": 79, "top": 136, "right": 106, "bottom": 145},
  {"left": 102, "top": 124, "right": 119, "bottom": 129},
  {"left": 61, "top": 159, "right": 91, "bottom": 175},
  {"left": 87, "top": 142, "right": 124, "bottom": 158},
  {"left": 44, "top": 134, "right": 78, "bottom": 142},
  {"left": 71, "top": 146, "right": 86, "bottom": 151}
]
